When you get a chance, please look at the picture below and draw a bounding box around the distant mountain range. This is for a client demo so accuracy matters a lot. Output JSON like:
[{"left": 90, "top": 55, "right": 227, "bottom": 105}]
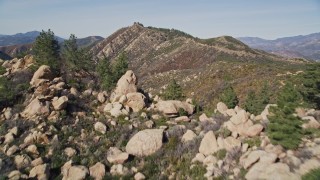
[
  {"left": 0, "top": 31, "right": 103, "bottom": 58},
  {"left": 0, "top": 31, "right": 64, "bottom": 46},
  {"left": 238, "top": 33, "right": 320, "bottom": 61}
]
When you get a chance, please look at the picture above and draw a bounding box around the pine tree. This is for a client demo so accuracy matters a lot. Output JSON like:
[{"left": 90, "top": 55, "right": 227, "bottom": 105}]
[
  {"left": 97, "top": 55, "right": 115, "bottom": 91},
  {"left": 244, "top": 82, "right": 270, "bottom": 115},
  {"left": 62, "top": 34, "right": 92, "bottom": 71},
  {"left": 163, "top": 79, "right": 183, "bottom": 100},
  {"left": 219, "top": 85, "right": 238, "bottom": 108},
  {"left": 33, "top": 29, "right": 60, "bottom": 70},
  {"left": 267, "top": 83, "right": 303, "bottom": 149},
  {"left": 113, "top": 52, "right": 128, "bottom": 81}
]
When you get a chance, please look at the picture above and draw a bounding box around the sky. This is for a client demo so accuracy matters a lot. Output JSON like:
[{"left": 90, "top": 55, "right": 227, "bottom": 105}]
[{"left": 0, "top": 0, "right": 319, "bottom": 39}]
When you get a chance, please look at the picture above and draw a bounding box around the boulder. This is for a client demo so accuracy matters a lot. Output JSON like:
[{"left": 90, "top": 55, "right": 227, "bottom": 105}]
[
  {"left": 126, "top": 129, "right": 164, "bottom": 157},
  {"left": 29, "top": 164, "right": 50, "bottom": 180},
  {"left": 223, "top": 136, "right": 241, "bottom": 151},
  {"left": 246, "top": 124, "right": 264, "bottom": 137},
  {"left": 52, "top": 96, "right": 68, "bottom": 110},
  {"left": 126, "top": 92, "right": 146, "bottom": 112},
  {"left": 181, "top": 130, "right": 197, "bottom": 142},
  {"left": 22, "top": 98, "right": 50, "bottom": 118},
  {"left": 107, "top": 147, "right": 129, "bottom": 164},
  {"left": 245, "top": 162, "right": 299, "bottom": 180},
  {"left": 94, "top": 122, "right": 107, "bottom": 134},
  {"left": 302, "top": 116, "right": 320, "bottom": 129},
  {"left": 111, "top": 70, "right": 138, "bottom": 101},
  {"left": 14, "top": 155, "right": 31, "bottom": 169},
  {"left": 30, "top": 65, "right": 54, "bottom": 87},
  {"left": 134, "top": 172, "right": 146, "bottom": 180},
  {"left": 230, "top": 110, "right": 248, "bottom": 125},
  {"left": 97, "top": 92, "right": 107, "bottom": 103},
  {"left": 62, "top": 165, "right": 89, "bottom": 180},
  {"left": 155, "top": 100, "right": 194, "bottom": 117},
  {"left": 199, "top": 131, "right": 218, "bottom": 156},
  {"left": 110, "top": 164, "right": 129, "bottom": 176},
  {"left": 217, "top": 102, "right": 228, "bottom": 115},
  {"left": 4, "top": 107, "right": 13, "bottom": 120},
  {"left": 175, "top": 116, "right": 190, "bottom": 123},
  {"left": 89, "top": 162, "right": 105, "bottom": 180},
  {"left": 297, "top": 159, "right": 320, "bottom": 176}
]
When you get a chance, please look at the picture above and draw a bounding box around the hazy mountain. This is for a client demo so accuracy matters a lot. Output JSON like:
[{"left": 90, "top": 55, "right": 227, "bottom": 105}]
[
  {"left": 0, "top": 35, "right": 103, "bottom": 58},
  {"left": 238, "top": 33, "right": 320, "bottom": 61},
  {"left": 0, "top": 31, "right": 64, "bottom": 46}
]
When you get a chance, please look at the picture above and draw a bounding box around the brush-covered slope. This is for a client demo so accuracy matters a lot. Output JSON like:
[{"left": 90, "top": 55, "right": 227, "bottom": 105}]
[{"left": 92, "top": 23, "right": 306, "bottom": 105}]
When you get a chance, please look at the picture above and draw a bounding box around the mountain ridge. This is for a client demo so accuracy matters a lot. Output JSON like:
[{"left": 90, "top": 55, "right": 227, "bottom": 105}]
[{"left": 238, "top": 32, "right": 320, "bottom": 61}]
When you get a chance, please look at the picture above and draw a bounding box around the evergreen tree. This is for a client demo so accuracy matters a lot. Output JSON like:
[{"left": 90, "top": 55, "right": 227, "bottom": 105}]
[
  {"left": 162, "top": 79, "right": 183, "bottom": 100},
  {"left": 96, "top": 55, "right": 115, "bottom": 91},
  {"left": 267, "top": 83, "right": 303, "bottom": 149},
  {"left": 62, "top": 34, "right": 93, "bottom": 71},
  {"left": 244, "top": 90, "right": 257, "bottom": 114},
  {"left": 113, "top": 52, "right": 128, "bottom": 81},
  {"left": 219, "top": 85, "right": 238, "bottom": 108},
  {"left": 33, "top": 29, "right": 60, "bottom": 70}
]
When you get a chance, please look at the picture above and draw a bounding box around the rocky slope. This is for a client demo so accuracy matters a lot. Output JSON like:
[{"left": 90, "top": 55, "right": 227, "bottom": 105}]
[
  {"left": 92, "top": 23, "right": 307, "bottom": 106},
  {"left": 238, "top": 33, "right": 320, "bottom": 61},
  {"left": 0, "top": 58, "right": 319, "bottom": 179}
]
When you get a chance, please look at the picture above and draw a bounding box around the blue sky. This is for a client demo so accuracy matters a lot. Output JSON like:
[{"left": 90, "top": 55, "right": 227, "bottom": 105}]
[{"left": 0, "top": 0, "right": 319, "bottom": 39}]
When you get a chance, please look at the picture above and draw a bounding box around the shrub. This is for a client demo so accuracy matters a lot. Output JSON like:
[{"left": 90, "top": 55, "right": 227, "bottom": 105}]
[
  {"left": 0, "top": 66, "right": 6, "bottom": 75},
  {"left": 244, "top": 83, "right": 270, "bottom": 115},
  {"left": 215, "top": 149, "right": 227, "bottom": 160},
  {"left": 302, "top": 168, "right": 320, "bottom": 180},
  {"left": 267, "top": 83, "right": 303, "bottom": 149},
  {"left": 244, "top": 136, "right": 261, "bottom": 147},
  {"left": 162, "top": 79, "right": 184, "bottom": 100},
  {"left": 300, "top": 63, "right": 320, "bottom": 109},
  {"left": 219, "top": 85, "right": 238, "bottom": 108}
]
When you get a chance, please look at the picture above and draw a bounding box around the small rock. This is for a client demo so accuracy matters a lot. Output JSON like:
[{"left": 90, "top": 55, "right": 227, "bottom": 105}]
[
  {"left": 64, "top": 147, "right": 77, "bottom": 157},
  {"left": 192, "top": 153, "right": 206, "bottom": 163},
  {"left": 110, "top": 164, "right": 129, "bottom": 176},
  {"left": 134, "top": 172, "right": 146, "bottom": 180},
  {"left": 94, "top": 122, "right": 107, "bottom": 134},
  {"left": 107, "top": 147, "right": 129, "bottom": 164},
  {"left": 52, "top": 96, "right": 68, "bottom": 110},
  {"left": 181, "top": 130, "right": 197, "bottom": 143},
  {"left": 217, "top": 102, "right": 228, "bottom": 115},
  {"left": 29, "top": 164, "right": 50, "bottom": 180},
  {"left": 6, "top": 145, "right": 19, "bottom": 156}
]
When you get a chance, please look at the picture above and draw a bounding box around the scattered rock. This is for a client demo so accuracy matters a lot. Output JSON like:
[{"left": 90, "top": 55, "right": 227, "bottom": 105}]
[
  {"left": 134, "top": 172, "right": 146, "bottom": 180},
  {"left": 52, "top": 96, "right": 68, "bottom": 110},
  {"left": 107, "top": 147, "right": 129, "bottom": 164},
  {"left": 155, "top": 100, "right": 194, "bottom": 117},
  {"left": 217, "top": 102, "right": 228, "bottom": 115},
  {"left": 246, "top": 124, "right": 264, "bottom": 137},
  {"left": 181, "top": 130, "right": 197, "bottom": 142},
  {"left": 126, "top": 129, "right": 164, "bottom": 157},
  {"left": 126, "top": 92, "right": 146, "bottom": 112},
  {"left": 62, "top": 165, "right": 89, "bottom": 180},
  {"left": 94, "top": 122, "right": 107, "bottom": 134},
  {"left": 22, "top": 98, "right": 50, "bottom": 119},
  {"left": 29, "top": 164, "right": 50, "bottom": 180},
  {"left": 89, "top": 162, "right": 105, "bottom": 180},
  {"left": 230, "top": 110, "right": 248, "bottom": 125},
  {"left": 64, "top": 147, "right": 77, "bottom": 157},
  {"left": 175, "top": 116, "right": 190, "bottom": 123},
  {"left": 97, "top": 92, "right": 107, "bottom": 103},
  {"left": 110, "top": 164, "right": 129, "bottom": 176},
  {"left": 223, "top": 136, "right": 241, "bottom": 151}
]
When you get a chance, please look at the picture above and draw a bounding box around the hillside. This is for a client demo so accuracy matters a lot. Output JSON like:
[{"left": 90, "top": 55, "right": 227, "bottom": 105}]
[
  {"left": 92, "top": 23, "right": 306, "bottom": 106},
  {"left": 238, "top": 33, "right": 320, "bottom": 61},
  {"left": 0, "top": 55, "right": 319, "bottom": 179},
  {"left": 0, "top": 51, "right": 11, "bottom": 60}
]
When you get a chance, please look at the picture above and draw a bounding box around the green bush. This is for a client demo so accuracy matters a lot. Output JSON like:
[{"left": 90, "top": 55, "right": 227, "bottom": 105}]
[
  {"left": 0, "top": 66, "right": 6, "bottom": 75},
  {"left": 244, "top": 136, "right": 261, "bottom": 147},
  {"left": 219, "top": 85, "right": 238, "bottom": 108},
  {"left": 162, "top": 79, "right": 184, "bottom": 100},
  {"left": 300, "top": 63, "right": 320, "bottom": 109},
  {"left": 244, "top": 83, "right": 270, "bottom": 115},
  {"left": 267, "top": 83, "right": 303, "bottom": 149},
  {"left": 302, "top": 168, "right": 320, "bottom": 180},
  {"left": 215, "top": 149, "right": 227, "bottom": 160}
]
